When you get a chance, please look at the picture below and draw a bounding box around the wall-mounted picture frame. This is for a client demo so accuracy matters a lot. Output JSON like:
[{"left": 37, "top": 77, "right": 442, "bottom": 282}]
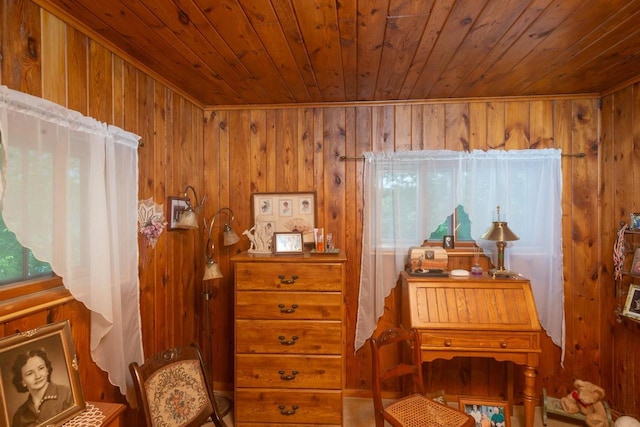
[
  {"left": 273, "top": 232, "right": 304, "bottom": 254},
  {"left": 623, "top": 284, "right": 640, "bottom": 320},
  {"left": 252, "top": 192, "right": 316, "bottom": 245},
  {"left": 631, "top": 212, "right": 640, "bottom": 230},
  {"left": 458, "top": 397, "right": 511, "bottom": 427},
  {"left": 167, "top": 196, "right": 189, "bottom": 230},
  {"left": 0, "top": 320, "right": 86, "bottom": 427}
]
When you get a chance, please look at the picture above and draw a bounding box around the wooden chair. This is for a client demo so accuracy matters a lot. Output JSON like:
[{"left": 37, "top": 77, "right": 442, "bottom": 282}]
[
  {"left": 370, "top": 327, "right": 476, "bottom": 427},
  {"left": 129, "top": 344, "right": 227, "bottom": 427}
]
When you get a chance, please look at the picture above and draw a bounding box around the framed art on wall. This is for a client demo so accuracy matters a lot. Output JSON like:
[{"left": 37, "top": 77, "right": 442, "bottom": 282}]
[
  {"left": 252, "top": 192, "right": 316, "bottom": 244},
  {"left": 0, "top": 320, "right": 86, "bottom": 427},
  {"left": 167, "top": 196, "right": 189, "bottom": 230}
]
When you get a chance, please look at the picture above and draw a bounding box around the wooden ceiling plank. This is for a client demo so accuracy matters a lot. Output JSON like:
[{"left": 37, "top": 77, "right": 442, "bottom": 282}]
[
  {"left": 409, "top": 0, "right": 487, "bottom": 99},
  {"left": 35, "top": 0, "right": 231, "bottom": 105},
  {"left": 291, "top": 0, "right": 346, "bottom": 102},
  {"left": 337, "top": 0, "right": 358, "bottom": 101},
  {"left": 136, "top": 0, "right": 269, "bottom": 103},
  {"left": 238, "top": 0, "right": 315, "bottom": 103},
  {"left": 270, "top": 0, "right": 323, "bottom": 101},
  {"left": 428, "top": 0, "right": 531, "bottom": 98},
  {"left": 518, "top": 2, "right": 640, "bottom": 94},
  {"left": 356, "top": 0, "right": 391, "bottom": 100},
  {"left": 192, "top": 0, "right": 297, "bottom": 103},
  {"left": 464, "top": 0, "right": 585, "bottom": 97},
  {"left": 374, "top": 15, "right": 429, "bottom": 100},
  {"left": 397, "top": 0, "right": 453, "bottom": 99},
  {"left": 497, "top": 0, "right": 638, "bottom": 95}
]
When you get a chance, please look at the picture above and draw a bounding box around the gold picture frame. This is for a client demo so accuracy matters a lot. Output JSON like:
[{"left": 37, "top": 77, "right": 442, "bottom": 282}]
[
  {"left": 252, "top": 192, "right": 316, "bottom": 245},
  {"left": 458, "top": 397, "right": 511, "bottom": 427},
  {"left": 0, "top": 320, "right": 86, "bottom": 427},
  {"left": 273, "top": 232, "right": 304, "bottom": 254}
]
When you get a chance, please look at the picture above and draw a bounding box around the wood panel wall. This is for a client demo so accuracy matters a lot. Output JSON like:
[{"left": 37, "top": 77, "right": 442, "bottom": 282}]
[{"left": 1, "top": 0, "right": 638, "bottom": 421}]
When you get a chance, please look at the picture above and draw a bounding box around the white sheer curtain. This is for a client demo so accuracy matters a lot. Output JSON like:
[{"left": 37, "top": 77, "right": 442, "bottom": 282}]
[
  {"left": 355, "top": 149, "right": 564, "bottom": 361},
  {"left": 0, "top": 85, "right": 143, "bottom": 398}
]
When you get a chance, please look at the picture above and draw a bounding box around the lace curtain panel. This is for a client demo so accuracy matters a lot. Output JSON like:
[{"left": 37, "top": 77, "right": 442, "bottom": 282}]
[
  {"left": 355, "top": 149, "right": 565, "bottom": 363},
  {"left": 0, "top": 85, "right": 143, "bottom": 398}
]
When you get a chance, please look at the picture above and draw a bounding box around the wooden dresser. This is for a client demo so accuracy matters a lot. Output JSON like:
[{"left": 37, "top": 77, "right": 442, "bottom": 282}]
[
  {"left": 401, "top": 271, "right": 541, "bottom": 427},
  {"left": 232, "top": 251, "right": 346, "bottom": 426}
]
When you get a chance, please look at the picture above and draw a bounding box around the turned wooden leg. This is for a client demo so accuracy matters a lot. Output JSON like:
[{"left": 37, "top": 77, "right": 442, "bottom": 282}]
[{"left": 523, "top": 365, "right": 536, "bottom": 427}]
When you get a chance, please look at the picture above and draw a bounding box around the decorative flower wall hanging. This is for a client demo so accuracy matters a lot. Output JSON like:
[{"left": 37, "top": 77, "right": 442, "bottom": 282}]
[{"left": 138, "top": 198, "right": 167, "bottom": 249}]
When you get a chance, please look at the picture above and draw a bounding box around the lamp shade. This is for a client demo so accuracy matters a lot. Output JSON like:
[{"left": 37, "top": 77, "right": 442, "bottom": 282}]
[
  {"left": 176, "top": 208, "right": 199, "bottom": 229},
  {"left": 223, "top": 224, "right": 240, "bottom": 246},
  {"left": 481, "top": 221, "right": 519, "bottom": 242},
  {"left": 203, "top": 259, "right": 223, "bottom": 280}
]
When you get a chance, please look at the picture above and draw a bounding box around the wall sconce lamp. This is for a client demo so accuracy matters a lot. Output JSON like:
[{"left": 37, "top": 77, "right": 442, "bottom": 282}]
[
  {"left": 202, "top": 207, "right": 240, "bottom": 280},
  {"left": 176, "top": 185, "right": 205, "bottom": 230},
  {"left": 481, "top": 206, "right": 519, "bottom": 278}
]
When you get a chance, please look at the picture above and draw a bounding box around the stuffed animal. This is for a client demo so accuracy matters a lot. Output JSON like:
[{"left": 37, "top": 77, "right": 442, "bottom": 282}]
[
  {"left": 561, "top": 379, "right": 609, "bottom": 427},
  {"left": 615, "top": 416, "right": 640, "bottom": 427}
]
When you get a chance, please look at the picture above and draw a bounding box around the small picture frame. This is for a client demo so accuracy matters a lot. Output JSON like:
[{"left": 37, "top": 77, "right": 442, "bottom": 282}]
[
  {"left": 0, "top": 320, "right": 86, "bottom": 427},
  {"left": 167, "top": 196, "right": 189, "bottom": 230},
  {"left": 631, "top": 248, "right": 640, "bottom": 275},
  {"left": 631, "top": 212, "right": 640, "bottom": 230},
  {"left": 458, "top": 397, "right": 511, "bottom": 427},
  {"left": 273, "top": 232, "right": 304, "bottom": 254},
  {"left": 623, "top": 284, "right": 640, "bottom": 320},
  {"left": 443, "top": 235, "right": 454, "bottom": 249}
]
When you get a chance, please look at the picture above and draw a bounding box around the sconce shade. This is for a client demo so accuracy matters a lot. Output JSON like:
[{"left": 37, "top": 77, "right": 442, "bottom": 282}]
[
  {"left": 176, "top": 208, "right": 199, "bottom": 229},
  {"left": 203, "top": 259, "right": 223, "bottom": 280},
  {"left": 223, "top": 224, "right": 240, "bottom": 246}
]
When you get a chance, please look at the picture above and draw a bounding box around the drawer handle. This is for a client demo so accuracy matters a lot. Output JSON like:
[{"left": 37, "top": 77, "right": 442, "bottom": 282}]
[
  {"left": 278, "top": 275, "right": 299, "bottom": 285},
  {"left": 278, "top": 335, "right": 299, "bottom": 346},
  {"left": 278, "top": 303, "right": 299, "bottom": 313},
  {"left": 500, "top": 340, "right": 508, "bottom": 348},
  {"left": 278, "top": 405, "right": 299, "bottom": 416},
  {"left": 278, "top": 370, "right": 299, "bottom": 381},
  {"left": 444, "top": 339, "right": 452, "bottom": 347}
]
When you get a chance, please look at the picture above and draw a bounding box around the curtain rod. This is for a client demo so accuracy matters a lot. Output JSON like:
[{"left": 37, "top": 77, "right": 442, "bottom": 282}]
[{"left": 339, "top": 152, "right": 585, "bottom": 161}]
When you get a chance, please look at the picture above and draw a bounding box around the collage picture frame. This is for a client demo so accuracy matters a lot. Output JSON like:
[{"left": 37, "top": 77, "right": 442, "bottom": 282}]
[{"left": 252, "top": 192, "right": 316, "bottom": 245}]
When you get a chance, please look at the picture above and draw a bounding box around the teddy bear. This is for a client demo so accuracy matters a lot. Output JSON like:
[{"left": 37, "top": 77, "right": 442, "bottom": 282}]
[{"left": 561, "top": 379, "right": 610, "bottom": 427}]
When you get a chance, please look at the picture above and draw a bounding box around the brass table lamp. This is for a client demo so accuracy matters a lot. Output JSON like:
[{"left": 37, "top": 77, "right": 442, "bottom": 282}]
[{"left": 481, "top": 206, "right": 519, "bottom": 278}]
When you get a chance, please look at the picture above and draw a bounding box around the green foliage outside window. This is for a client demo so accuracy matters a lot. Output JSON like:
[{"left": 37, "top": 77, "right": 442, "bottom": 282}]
[{"left": 0, "top": 214, "right": 51, "bottom": 285}]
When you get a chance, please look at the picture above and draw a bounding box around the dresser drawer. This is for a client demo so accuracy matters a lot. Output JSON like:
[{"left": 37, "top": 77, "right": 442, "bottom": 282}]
[
  {"left": 236, "top": 320, "right": 342, "bottom": 354},
  {"left": 236, "top": 291, "right": 342, "bottom": 320},
  {"left": 235, "top": 389, "right": 342, "bottom": 424},
  {"left": 236, "top": 354, "right": 342, "bottom": 389},
  {"left": 419, "top": 330, "right": 539, "bottom": 351},
  {"left": 235, "top": 262, "right": 343, "bottom": 291}
]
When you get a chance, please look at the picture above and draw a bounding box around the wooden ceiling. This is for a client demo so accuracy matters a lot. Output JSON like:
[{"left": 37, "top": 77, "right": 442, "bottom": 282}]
[{"left": 36, "top": 0, "right": 640, "bottom": 106}]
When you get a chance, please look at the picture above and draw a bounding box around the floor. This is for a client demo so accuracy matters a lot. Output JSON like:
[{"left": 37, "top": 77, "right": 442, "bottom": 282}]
[{"left": 218, "top": 394, "right": 584, "bottom": 427}]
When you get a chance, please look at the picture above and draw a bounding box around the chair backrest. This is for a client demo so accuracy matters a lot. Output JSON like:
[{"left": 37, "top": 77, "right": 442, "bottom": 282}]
[
  {"left": 370, "top": 328, "right": 425, "bottom": 422},
  {"left": 129, "top": 344, "right": 224, "bottom": 427}
]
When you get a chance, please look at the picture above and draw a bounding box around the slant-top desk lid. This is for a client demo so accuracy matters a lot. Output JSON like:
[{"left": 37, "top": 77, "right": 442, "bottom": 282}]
[{"left": 401, "top": 271, "right": 541, "bottom": 332}]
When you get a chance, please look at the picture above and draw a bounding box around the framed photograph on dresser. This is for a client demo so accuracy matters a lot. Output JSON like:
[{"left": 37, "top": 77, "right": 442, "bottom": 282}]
[{"left": 0, "top": 320, "right": 86, "bottom": 427}]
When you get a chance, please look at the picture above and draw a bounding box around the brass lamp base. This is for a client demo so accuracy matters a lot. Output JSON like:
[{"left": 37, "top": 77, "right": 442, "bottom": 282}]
[{"left": 488, "top": 268, "right": 518, "bottom": 279}]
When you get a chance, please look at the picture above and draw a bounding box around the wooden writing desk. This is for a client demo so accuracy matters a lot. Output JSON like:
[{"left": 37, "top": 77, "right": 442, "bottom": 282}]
[{"left": 401, "top": 272, "right": 541, "bottom": 427}]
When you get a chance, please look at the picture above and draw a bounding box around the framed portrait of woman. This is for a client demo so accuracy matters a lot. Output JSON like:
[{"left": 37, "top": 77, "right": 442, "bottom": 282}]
[{"left": 0, "top": 320, "right": 85, "bottom": 427}]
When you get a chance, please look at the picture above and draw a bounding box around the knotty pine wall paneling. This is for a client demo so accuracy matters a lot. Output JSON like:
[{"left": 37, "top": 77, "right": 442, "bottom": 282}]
[{"left": 1, "top": 2, "right": 209, "bottom": 424}]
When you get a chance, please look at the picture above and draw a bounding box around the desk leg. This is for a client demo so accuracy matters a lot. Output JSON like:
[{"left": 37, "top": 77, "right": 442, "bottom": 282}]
[{"left": 523, "top": 365, "right": 536, "bottom": 427}]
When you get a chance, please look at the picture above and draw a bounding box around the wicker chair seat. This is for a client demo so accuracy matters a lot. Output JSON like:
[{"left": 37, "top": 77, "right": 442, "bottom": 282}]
[{"left": 384, "top": 394, "right": 474, "bottom": 427}]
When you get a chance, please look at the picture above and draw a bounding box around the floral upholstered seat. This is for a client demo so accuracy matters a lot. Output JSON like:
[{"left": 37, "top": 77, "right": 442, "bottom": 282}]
[{"left": 130, "top": 344, "right": 226, "bottom": 427}]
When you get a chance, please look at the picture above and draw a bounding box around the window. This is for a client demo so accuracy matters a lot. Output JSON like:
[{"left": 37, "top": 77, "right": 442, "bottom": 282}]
[{"left": 0, "top": 214, "right": 52, "bottom": 285}]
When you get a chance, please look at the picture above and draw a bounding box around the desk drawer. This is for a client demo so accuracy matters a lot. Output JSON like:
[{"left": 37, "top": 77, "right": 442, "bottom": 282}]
[
  {"left": 236, "top": 291, "right": 341, "bottom": 320},
  {"left": 420, "top": 330, "right": 538, "bottom": 350},
  {"left": 236, "top": 320, "right": 342, "bottom": 354},
  {"left": 236, "top": 354, "right": 341, "bottom": 389},
  {"left": 235, "top": 262, "right": 342, "bottom": 291},
  {"left": 235, "top": 389, "right": 342, "bottom": 424}
]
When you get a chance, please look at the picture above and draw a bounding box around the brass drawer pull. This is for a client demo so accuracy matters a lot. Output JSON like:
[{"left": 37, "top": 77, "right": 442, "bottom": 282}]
[
  {"left": 444, "top": 339, "right": 452, "bottom": 347},
  {"left": 278, "top": 274, "right": 299, "bottom": 284},
  {"left": 278, "top": 335, "right": 299, "bottom": 345},
  {"left": 278, "top": 303, "right": 299, "bottom": 313},
  {"left": 278, "top": 405, "right": 299, "bottom": 416},
  {"left": 500, "top": 340, "right": 508, "bottom": 348},
  {"left": 278, "top": 370, "right": 299, "bottom": 381}
]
